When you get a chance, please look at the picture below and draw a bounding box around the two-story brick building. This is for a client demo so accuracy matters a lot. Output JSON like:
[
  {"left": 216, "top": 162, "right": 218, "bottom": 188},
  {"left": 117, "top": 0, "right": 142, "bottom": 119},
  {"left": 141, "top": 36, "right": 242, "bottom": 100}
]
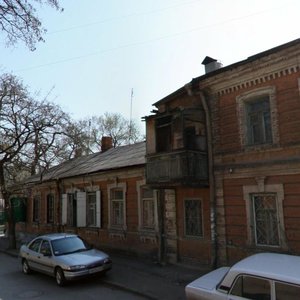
[{"left": 144, "top": 38, "right": 300, "bottom": 266}]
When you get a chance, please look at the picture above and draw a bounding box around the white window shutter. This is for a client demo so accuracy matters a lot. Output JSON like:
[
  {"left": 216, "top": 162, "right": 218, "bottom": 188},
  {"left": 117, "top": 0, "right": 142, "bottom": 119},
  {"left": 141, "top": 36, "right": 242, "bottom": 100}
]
[
  {"left": 61, "top": 194, "right": 67, "bottom": 225},
  {"left": 77, "top": 192, "right": 86, "bottom": 227},
  {"left": 96, "top": 190, "right": 101, "bottom": 228}
]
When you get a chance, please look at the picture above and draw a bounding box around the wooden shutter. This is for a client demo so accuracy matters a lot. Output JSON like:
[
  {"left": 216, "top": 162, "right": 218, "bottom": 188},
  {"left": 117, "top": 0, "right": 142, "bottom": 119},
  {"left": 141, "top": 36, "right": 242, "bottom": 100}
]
[
  {"left": 96, "top": 190, "right": 101, "bottom": 228},
  {"left": 76, "top": 192, "right": 86, "bottom": 227},
  {"left": 61, "top": 194, "right": 67, "bottom": 225}
]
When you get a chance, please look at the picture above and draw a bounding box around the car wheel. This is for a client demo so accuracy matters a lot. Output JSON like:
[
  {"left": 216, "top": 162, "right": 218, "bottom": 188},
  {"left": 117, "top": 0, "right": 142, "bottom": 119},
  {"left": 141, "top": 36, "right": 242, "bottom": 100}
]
[
  {"left": 55, "top": 267, "right": 66, "bottom": 287},
  {"left": 22, "top": 259, "right": 31, "bottom": 275}
]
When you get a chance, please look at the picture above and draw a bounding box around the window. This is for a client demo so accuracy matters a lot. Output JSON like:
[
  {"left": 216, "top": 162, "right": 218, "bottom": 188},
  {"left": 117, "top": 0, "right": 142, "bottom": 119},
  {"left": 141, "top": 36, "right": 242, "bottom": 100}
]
[
  {"left": 111, "top": 188, "right": 124, "bottom": 227},
  {"left": 29, "top": 238, "right": 42, "bottom": 252},
  {"left": 236, "top": 86, "right": 279, "bottom": 148},
  {"left": 46, "top": 194, "right": 54, "bottom": 223},
  {"left": 40, "top": 240, "right": 51, "bottom": 256},
  {"left": 33, "top": 195, "right": 40, "bottom": 223},
  {"left": 87, "top": 192, "right": 96, "bottom": 227},
  {"left": 243, "top": 183, "right": 286, "bottom": 249},
  {"left": 246, "top": 97, "right": 272, "bottom": 145},
  {"left": 141, "top": 187, "right": 155, "bottom": 230},
  {"left": 184, "top": 199, "right": 203, "bottom": 237},
  {"left": 230, "top": 275, "right": 271, "bottom": 299},
  {"left": 275, "top": 282, "right": 300, "bottom": 300},
  {"left": 67, "top": 193, "right": 77, "bottom": 227},
  {"left": 108, "top": 184, "right": 126, "bottom": 230},
  {"left": 62, "top": 190, "right": 100, "bottom": 228},
  {"left": 252, "top": 193, "right": 279, "bottom": 246}
]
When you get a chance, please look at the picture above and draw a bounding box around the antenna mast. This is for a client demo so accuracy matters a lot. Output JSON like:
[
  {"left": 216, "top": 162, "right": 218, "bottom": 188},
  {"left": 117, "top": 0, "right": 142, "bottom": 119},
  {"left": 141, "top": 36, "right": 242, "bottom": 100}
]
[{"left": 129, "top": 88, "right": 133, "bottom": 144}]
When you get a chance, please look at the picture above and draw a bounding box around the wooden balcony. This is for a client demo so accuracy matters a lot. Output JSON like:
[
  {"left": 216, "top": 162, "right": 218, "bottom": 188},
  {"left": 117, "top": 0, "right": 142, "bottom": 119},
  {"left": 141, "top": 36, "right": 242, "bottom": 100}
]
[{"left": 146, "top": 150, "right": 208, "bottom": 187}]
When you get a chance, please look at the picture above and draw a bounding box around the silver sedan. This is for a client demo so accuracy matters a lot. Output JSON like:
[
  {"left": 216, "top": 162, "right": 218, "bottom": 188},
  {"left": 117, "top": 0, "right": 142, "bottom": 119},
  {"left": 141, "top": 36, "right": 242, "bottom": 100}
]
[{"left": 19, "top": 233, "right": 112, "bottom": 286}]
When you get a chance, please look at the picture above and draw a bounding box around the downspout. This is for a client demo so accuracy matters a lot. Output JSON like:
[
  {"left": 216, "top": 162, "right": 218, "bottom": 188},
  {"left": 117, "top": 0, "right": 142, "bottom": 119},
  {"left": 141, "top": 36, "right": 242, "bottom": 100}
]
[{"left": 185, "top": 84, "right": 218, "bottom": 269}]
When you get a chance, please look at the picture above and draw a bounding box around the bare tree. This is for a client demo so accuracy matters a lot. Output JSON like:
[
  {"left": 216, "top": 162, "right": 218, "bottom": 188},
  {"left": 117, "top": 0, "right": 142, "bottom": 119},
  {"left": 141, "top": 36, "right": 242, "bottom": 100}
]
[
  {"left": 80, "top": 112, "right": 144, "bottom": 153},
  {"left": 0, "top": 73, "right": 74, "bottom": 248},
  {"left": 0, "top": 0, "right": 62, "bottom": 50},
  {"left": 0, "top": 74, "right": 38, "bottom": 248}
]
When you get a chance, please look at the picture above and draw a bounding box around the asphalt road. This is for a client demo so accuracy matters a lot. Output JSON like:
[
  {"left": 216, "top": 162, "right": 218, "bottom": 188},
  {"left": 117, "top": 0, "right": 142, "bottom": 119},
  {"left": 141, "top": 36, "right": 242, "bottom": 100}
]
[{"left": 0, "top": 253, "right": 147, "bottom": 300}]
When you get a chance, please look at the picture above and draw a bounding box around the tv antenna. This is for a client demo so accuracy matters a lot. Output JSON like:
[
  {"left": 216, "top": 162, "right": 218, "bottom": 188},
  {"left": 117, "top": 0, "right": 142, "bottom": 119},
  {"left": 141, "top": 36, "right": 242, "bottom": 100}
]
[{"left": 129, "top": 88, "right": 133, "bottom": 144}]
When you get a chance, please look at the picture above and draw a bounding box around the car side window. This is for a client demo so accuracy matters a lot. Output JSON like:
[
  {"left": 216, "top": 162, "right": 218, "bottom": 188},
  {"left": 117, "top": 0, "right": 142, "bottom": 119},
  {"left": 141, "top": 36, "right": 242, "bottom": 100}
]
[
  {"left": 29, "top": 239, "right": 42, "bottom": 253},
  {"left": 230, "top": 275, "right": 271, "bottom": 300},
  {"left": 275, "top": 282, "right": 300, "bottom": 300},
  {"left": 40, "top": 240, "right": 52, "bottom": 256}
]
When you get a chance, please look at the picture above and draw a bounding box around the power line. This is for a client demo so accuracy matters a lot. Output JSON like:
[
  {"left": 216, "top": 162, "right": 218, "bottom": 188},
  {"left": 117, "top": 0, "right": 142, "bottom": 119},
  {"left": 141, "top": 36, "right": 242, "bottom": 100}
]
[
  {"left": 47, "top": 0, "right": 201, "bottom": 35},
  {"left": 15, "top": 2, "right": 292, "bottom": 72}
]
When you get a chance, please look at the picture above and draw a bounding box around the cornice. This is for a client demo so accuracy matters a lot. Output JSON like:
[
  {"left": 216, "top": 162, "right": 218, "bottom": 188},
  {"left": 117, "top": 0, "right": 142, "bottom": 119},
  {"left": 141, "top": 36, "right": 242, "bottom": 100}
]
[{"left": 200, "top": 47, "right": 300, "bottom": 96}]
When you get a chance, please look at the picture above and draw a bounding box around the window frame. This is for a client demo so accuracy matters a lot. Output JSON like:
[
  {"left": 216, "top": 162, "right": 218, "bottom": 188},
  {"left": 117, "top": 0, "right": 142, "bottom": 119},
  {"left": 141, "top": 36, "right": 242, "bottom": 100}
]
[
  {"left": 136, "top": 180, "right": 158, "bottom": 232},
  {"left": 184, "top": 198, "right": 204, "bottom": 238},
  {"left": 236, "top": 86, "right": 279, "bottom": 149},
  {"left": 251, "top": 193, "right": 280, "bottom": 247},
  {"left": 108, "top": 182, "right": 127, "bottom": 230},
  {"left": 229, "top": 275, "right": 271, "bottom": 299},
  {"left": 243, "top": 182, "right": 287, "bottom": 249}
]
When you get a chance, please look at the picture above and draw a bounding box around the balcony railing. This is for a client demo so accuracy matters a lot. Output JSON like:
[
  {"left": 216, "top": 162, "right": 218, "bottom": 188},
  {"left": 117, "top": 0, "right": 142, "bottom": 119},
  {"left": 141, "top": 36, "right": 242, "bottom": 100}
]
[{"left": 146, "top": 150, "right": 208, "bottom": 186}]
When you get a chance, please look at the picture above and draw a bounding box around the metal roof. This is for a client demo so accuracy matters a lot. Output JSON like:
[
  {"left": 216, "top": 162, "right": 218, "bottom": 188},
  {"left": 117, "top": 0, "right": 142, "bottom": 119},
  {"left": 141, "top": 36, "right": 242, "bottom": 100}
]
[{"left": 27, "top": 142, "right": 146, "bottom": 184}]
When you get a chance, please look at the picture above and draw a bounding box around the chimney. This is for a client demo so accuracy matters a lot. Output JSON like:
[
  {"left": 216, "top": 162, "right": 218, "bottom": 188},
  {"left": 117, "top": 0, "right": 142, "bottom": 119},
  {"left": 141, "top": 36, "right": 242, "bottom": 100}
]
[
  {"left": 101, "top": 136, "right": 113, "bottom": 152},
  {"left": 74, "top": 148, "right": 83, "bottom": 158},
  {"left": 202, "top": 56, "right": 222, "bottom": 74}
]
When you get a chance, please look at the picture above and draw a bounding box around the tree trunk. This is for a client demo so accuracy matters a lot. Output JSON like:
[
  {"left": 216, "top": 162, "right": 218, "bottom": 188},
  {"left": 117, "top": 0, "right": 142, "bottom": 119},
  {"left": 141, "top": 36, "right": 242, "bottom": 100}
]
[{"left": 0, "top": 164, "right": 16, "bottom": 249}]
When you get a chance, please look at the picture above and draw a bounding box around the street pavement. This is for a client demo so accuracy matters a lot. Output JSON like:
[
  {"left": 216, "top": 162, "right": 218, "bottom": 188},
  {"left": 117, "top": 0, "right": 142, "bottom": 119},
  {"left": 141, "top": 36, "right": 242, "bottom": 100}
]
[{"left": 0, "top": 237, "right": 210, "bottom": 300}]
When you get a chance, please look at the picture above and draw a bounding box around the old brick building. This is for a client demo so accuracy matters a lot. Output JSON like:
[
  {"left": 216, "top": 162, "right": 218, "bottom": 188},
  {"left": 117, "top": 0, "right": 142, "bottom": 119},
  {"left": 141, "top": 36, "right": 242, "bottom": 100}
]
[
  {"left": 19, "top": 142, "right": 164, "bottom": 259},
  {"left": 17, "top": 38, "right": 300, "bottom": 268},
  {"left": 145, "top": 38, "right": 300, "bottom": 267}
]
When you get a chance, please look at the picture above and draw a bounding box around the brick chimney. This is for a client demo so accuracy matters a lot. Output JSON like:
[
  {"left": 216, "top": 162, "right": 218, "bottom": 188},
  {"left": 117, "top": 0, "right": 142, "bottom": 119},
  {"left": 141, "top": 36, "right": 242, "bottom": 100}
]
[{"left": 101, "top": 136, "right": 113, "bottom": 152}]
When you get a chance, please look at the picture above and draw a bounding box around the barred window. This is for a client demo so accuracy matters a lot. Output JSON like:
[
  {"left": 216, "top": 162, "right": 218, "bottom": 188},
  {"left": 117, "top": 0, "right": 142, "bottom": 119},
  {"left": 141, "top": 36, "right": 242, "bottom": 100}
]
[
  {"left": 46, "top": 194, "right": 54, "bottom": 223},
  {"left": 252, "top": 193, "right": 279, "bottom": 246},
  {"left": 184, "top": 199, "right": 203, "bottom": 237}
]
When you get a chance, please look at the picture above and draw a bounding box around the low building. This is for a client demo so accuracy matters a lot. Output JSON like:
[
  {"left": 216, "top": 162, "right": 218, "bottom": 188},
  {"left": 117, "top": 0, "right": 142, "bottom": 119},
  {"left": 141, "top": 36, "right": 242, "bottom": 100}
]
[{"left": 19, "top": 141, "right": 163, "bottom": 259}]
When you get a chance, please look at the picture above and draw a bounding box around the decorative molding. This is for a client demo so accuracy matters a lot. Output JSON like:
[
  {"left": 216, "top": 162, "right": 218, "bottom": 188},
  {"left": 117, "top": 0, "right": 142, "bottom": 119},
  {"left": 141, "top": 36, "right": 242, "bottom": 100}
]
[{"left": 217, "top": 65, "right": 300, "bottom": 96}]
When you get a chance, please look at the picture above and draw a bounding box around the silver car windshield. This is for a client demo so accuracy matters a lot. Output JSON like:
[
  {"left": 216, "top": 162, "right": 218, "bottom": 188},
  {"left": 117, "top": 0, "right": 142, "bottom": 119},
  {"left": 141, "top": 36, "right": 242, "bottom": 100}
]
[{"left": 51, "top": 236, "right": 92, "bottom": 256}]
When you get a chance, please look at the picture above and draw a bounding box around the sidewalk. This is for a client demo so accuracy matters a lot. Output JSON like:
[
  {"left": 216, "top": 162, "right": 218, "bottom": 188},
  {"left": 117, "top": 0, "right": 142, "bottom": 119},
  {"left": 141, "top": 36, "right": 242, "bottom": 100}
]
[{"left": 0, "top": 237, "right": 210, "bottom": 300}]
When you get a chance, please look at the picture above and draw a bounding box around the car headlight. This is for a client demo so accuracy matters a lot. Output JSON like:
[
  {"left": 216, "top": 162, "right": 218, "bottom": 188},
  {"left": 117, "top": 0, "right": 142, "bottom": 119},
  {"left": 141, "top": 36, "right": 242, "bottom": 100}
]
[
  {"left": 103, "top": 258, "right": 112, "bottom": 264},
  {"left": 67, "top": 265, "right": 87, "bottom": 271}
]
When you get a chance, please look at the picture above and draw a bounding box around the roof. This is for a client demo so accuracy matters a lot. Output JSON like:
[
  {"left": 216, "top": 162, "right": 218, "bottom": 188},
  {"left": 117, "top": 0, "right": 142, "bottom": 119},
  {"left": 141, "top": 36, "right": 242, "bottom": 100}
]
[
  {"left": 27, "top": 142, "right": 146, "bottom": 184},
  {"left": 153, "top": 38, "right": 300, "bottom": 107},
  {"left": 223, "top": 253, "right": 300, "bottom": 286}
]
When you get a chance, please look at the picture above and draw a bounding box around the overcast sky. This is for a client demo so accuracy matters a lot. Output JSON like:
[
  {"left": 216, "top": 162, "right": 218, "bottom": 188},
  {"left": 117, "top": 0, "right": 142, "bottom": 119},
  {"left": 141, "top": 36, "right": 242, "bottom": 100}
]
[{"left": 1, "top": 0, "right": 299, "bottom": 133}]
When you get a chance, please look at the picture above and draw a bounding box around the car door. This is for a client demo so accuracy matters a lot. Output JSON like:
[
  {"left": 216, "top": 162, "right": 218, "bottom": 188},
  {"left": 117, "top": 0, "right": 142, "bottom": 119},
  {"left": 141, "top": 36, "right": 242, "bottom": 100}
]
[
  {"left": 37, "top": 240, "right": 55, "bottom": 276},
  {"left": 26, "top": 238, "right": 43, "bottom": 271}
]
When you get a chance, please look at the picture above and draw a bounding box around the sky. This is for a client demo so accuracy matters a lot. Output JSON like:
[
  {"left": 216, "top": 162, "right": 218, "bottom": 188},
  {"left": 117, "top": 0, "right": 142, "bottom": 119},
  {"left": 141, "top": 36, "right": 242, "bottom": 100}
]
[{"left": 1, "top": 0, "right": 300, "bottom": 133}]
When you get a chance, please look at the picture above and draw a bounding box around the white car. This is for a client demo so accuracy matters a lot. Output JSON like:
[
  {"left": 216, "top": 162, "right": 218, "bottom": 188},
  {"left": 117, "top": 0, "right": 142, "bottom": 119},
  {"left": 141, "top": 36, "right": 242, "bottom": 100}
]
[{"left": 185, "top": 253, "right": 300, "bottom": 300}]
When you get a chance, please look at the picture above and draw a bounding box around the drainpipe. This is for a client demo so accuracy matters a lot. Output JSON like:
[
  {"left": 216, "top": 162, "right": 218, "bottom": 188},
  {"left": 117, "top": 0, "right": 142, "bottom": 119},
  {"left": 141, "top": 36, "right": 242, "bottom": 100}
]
[{"left": 185, "top": 84, "right": 218, "bottom": 269}]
